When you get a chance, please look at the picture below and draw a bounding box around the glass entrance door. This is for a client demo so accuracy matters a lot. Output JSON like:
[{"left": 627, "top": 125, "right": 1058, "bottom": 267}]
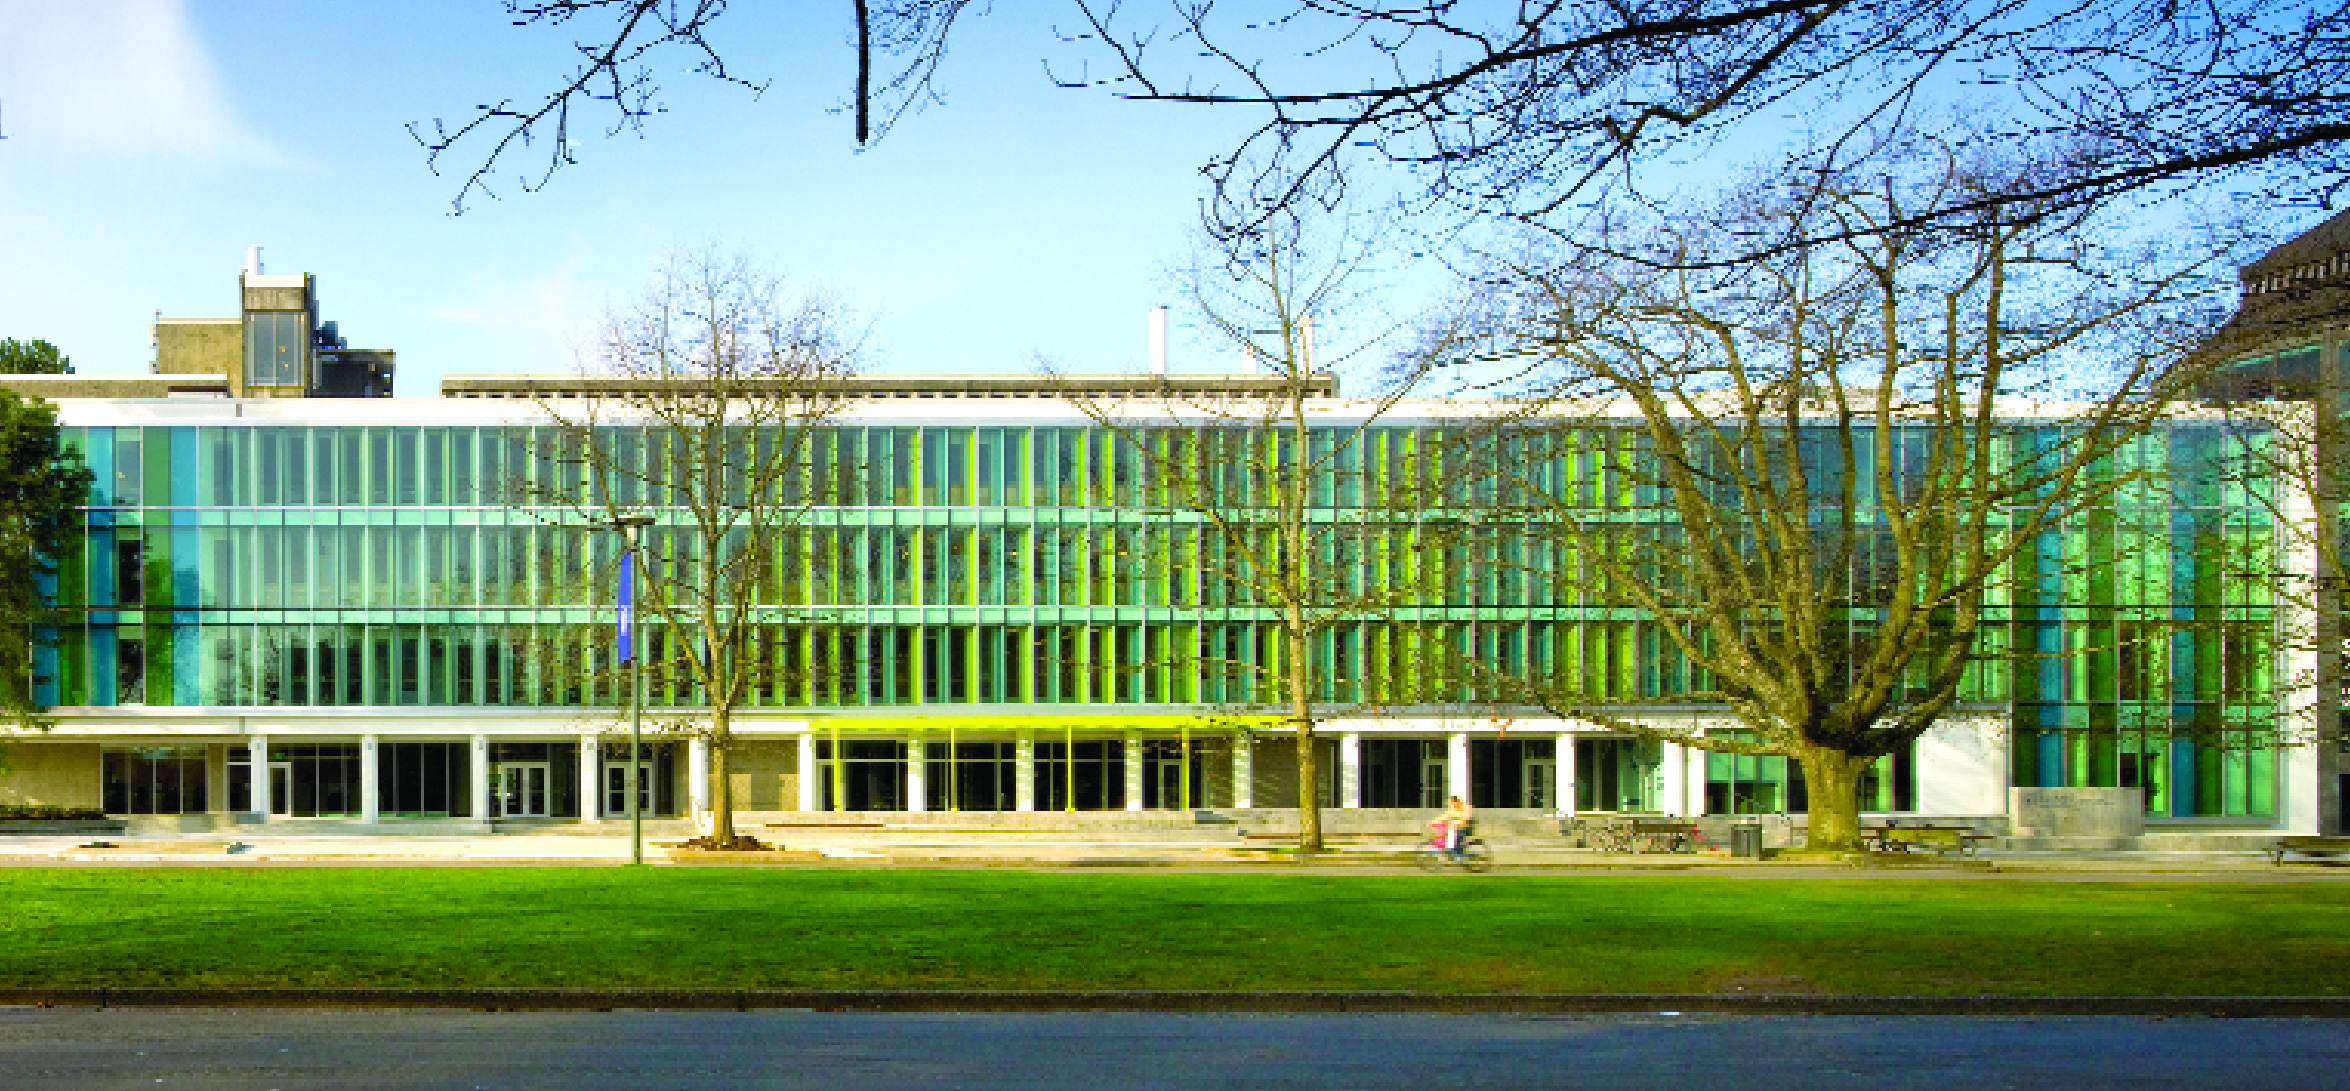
[
  {"left": 1523, "top": 758, "right": 1554, "bottom": 810},
  {"left": 605, "top": 763, "right": 654, "bottom": 817},
  {"left": 494, "top": 762, "right": 550, "bottom": 818},
  {"left": 1421, "top": 755, "right": 1447, "bottom": 808},
  {"left": 268, "top": 762, "right": 292, "bottom": 817}
]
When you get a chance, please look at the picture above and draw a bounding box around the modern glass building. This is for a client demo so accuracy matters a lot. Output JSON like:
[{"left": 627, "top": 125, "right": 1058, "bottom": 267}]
[{"left": 0, "top": 374, "right": 2323, "bottom": 838}]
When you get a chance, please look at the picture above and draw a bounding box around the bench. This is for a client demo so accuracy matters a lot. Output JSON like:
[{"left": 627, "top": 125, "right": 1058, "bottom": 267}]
[
  {"left": 2268, "top": 836, "right": 2350, "bottom": 865},
  {"left": 1575, "top": 818, "right": 1702, "bottom": 854},
  {"left": 1866, "top": 825, "right": 1993, "bottom": 856},
  {"left": 1240, "top": 830, "right": 1422, "bottom": 842}
]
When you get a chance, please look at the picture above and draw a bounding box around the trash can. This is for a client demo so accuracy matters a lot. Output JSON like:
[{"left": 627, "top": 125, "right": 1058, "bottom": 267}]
[{"left": 1730, "top": 820, "right": 1763, "bottom": 858}]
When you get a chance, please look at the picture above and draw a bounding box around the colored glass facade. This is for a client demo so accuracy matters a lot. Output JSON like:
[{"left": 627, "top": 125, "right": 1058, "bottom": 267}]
[{"left": 25, "top": 408, "right": 2285, "bottom": 820}]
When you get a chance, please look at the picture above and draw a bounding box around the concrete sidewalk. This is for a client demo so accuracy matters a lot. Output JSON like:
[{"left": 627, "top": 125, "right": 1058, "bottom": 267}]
[{"left": 0, "top": 829, "right": 2334, "bottom": 875}]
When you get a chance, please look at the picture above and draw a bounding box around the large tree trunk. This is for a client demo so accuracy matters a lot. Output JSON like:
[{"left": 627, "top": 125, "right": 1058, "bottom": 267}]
[
  {"left": 1798, "top": 748, "right": 1872, "bottom": 852},
  {"left": 1288, "top": 623, "right": 1322, "bottom": 853},
  {"left": 709, "top": 706, "right": 735, "bottom": 842}
]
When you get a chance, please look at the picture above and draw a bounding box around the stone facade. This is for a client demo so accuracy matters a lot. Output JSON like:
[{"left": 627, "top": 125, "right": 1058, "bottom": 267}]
[{"left": 0, "top": 743, "right": 100, "bottom": 807}]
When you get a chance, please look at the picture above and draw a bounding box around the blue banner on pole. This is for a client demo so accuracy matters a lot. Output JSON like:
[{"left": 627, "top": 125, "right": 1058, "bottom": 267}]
[{"left": 618, "top": 550, "right": 634, "bottom": 663}]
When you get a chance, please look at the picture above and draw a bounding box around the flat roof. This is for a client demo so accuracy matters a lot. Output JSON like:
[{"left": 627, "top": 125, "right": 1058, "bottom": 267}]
[{"left": 438, "top": 372, "right": 1343, "bottom": 400}]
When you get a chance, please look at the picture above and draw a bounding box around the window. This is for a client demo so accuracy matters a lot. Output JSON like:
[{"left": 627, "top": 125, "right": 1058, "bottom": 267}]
[
  {"left": 115, "top": 630, "right": 146, "bottom": 705},
  {"left": 924, "top": 741, "right": 1016, "bottom": 811},
  {"left": 115, "top": 537, "right": 144, "bottom": 605},
  {"left": 244, "top": 312, "right": 308, "bottom": 388},
  {"left": 102, "top": 746, "right": 208, "bottom": 814},
  {"left": 816, "top": 739, "right": 906, "bottom": 810},
  {"left": 1574, "top": 737, "right": 1660, "bottom": 813}
]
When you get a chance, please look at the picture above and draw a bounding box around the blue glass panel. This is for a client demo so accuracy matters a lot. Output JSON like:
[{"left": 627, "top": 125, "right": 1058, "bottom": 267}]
[
  {"left": 2170, "top": 736, "right": 2199, "bottom": 817},
  {"left": 169, "top": 427, "right": 199, "bottom": 505},
  {"left": 2036, "top": 730, "right": 2065, "bottom": 788},
  {"left": 172, "top": 528, "right": 199, "bottom": 606},
  {"left": 174, "top": 622, "right": 199, "bottom": 706},
  {"left": 84, "top": 428, "right": 112, "bottom": 506},
  {"left": 90, "top": 626, "right": 116, "bottom": 706},
  {"left": 31, "top": 631, "right": 57, "bottom": 707}
]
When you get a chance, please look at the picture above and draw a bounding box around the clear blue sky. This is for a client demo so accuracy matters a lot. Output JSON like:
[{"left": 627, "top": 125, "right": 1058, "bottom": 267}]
[
  {"left": 0, "top": 2, "right": 2305, "bottom": 400},
  {"left": 0, "top": 1, "right": 1338, "bottom": 395}
]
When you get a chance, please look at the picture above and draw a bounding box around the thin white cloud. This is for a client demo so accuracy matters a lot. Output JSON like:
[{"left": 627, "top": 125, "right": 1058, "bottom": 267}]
[
  {"left": 0, "top": 0, "right": 295, "bottom": 167},
  {"left": 432, "top": 252, "right": 600, "bottom": 373}
]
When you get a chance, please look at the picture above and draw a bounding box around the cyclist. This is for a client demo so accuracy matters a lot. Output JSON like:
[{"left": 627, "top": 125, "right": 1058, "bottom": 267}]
[{"left": 1437, "top": 795, "right": 1476, "bottom": 857}]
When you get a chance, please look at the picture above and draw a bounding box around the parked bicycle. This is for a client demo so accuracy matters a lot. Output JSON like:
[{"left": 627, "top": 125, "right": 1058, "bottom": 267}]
[{"left": 1417, "top": 825, "right": 1495, "bottom": 873}]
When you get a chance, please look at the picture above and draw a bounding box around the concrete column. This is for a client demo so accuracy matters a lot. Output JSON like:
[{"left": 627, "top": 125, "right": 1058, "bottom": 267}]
[
  {"left": 579, "top": 735, "right": 600, "bottom": 821},
  {"left": 1123, "top": 730, "right": 1145, "bottom": 811},
  {"left": 1688, "top": 744, "right": 1710, "bottom": 817},
  {"left": 247, "top": 735, "right": 270, "bottom": 821},
  {"left": 907, "top": 737, "right": 928, "bottom": 813},
  {"left": 1448, "top": 732, "right": 1471, "bottom": 804},
  {"left": 796, "top": 733, "right": 818, "bottom": 811},
  {"left": 1555, "top": 733, "right": 1577, "bottom": 817},
  {"left": 1014, "top": 731, "right": 1036, "bottom": 812},
  {"left": 1660, "top": 742, "right": 1687, "bottom": 817},
  {"left": 2315, "top": 333, "right": 2344, "bottom": 835},
  {"left": 688, "top": 736, "right": 711, "bottom": 828},
  {"left": 469, "top": 734, "right": 491, "bottom": 822},
  {"left": 1339, "top": 733, "right": 1363, "bottom": 809},
  {"left": 359, "top": 734, "right": 380, "bottom": 824},
  {"left": 1232, "top": 733, "right": 1254, "bottom": 809},
  {"left": 207, "top": 743, "right": 230, "bottom": 820}
]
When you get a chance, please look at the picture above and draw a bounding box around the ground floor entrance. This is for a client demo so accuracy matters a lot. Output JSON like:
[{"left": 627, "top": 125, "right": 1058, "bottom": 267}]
[
  {"left": 493, "top": 762, "right": 550, "bottom": 818},
  {"left": 43, "top": 712, "right": 2285, "bottom": 829},
  {"left": 802, "top": 730, "right": 1232, "bottom": 813}
]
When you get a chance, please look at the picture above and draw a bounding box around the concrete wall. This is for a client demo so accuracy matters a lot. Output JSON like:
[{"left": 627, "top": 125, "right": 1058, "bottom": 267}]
[
  {"left": 1246, "top": 737, "right": 1337, "bottom": 809},
  {"left": 154, "top": 319, "right": 242, "bottom": 395},
  {"left": 1915, "top": 716, "right": 2009, "bottom": 816},
  {"left": 726, "top": 740, "right": 797, "bottom": 810},
  {"left": 0, "top": 743, "right": 101, "bottom": 807},
  {"left": 1201, "top": 743, "right": 1233, "bottom": 809},
  {"left": 0, "top": 374, "right": 231, "bottom": 399},
  {"left": 242, "top": 285, "right": 307, "bottom": 312}
]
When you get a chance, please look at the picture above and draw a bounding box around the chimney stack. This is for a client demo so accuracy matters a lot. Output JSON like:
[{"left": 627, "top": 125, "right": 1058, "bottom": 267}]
[{"left": 245, "top": 245, "right": 263, "bottom": 276}]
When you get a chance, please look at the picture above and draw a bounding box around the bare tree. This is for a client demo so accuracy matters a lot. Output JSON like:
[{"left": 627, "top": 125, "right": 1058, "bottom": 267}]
[
  {"left": 1073, "top": 0, "right": 2350, "bottom": 244},
  {"left": 1049, "top": 212, "right": 1446, "bottom": 852},
  {"left": 421, "top": 1, "right": 2350, "bottom": 252},
  {"left": 1434, "top": 135, "right": 2241, "bottom": 850},
  {"left": 412, "top": 0, "right": 972, "bottom": 211},
  {"left": 535, "top": 252, "right": 859, "bottom": 845}
]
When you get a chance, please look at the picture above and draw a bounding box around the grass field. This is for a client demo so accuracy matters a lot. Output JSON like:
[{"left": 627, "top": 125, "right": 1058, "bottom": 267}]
[{"left": 2, "top": 869, "right": 2344, "bottom": 995}]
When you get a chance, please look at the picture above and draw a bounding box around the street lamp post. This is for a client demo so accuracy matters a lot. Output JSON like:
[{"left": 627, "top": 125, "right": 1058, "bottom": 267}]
[{"left": 611, "top": 513, "right": 655, "bottom": 865}]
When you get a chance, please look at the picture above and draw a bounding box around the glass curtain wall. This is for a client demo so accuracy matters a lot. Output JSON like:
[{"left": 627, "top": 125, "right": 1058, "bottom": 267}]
[{"left": 44, "top": 419, "right": 2282, "bottom": 819}]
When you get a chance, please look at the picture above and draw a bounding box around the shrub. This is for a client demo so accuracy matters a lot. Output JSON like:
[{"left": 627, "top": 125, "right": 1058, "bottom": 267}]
[{"left": 0, "top": 804, "right": 109, "bottom": 821}]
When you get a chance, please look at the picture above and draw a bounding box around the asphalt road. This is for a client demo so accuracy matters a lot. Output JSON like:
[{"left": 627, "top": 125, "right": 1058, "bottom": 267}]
[{"left": 0, "top": 1009, "right": 2339, "bottom": 1090}]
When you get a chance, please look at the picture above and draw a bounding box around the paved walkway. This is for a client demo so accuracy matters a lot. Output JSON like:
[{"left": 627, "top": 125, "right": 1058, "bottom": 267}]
[
  {"left": 0, "top": 830, "right": 2332, "bottom": 876},
  {"left": 5, "top": 1009, "right": 2346, "bottom": 1090}
]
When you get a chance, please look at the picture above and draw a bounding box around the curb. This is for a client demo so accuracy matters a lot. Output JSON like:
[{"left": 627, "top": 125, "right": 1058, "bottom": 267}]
[{"left": 3, "top": 989, "right": 2346, "bottom": 1016}]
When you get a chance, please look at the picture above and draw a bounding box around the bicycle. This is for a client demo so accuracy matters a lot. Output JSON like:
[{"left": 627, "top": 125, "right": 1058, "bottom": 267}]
[{"left": 1416, "top": 827, "right": 1495, "bottom": 873}]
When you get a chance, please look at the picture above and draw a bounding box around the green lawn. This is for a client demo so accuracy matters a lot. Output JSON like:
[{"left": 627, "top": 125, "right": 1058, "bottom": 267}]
[{"left": 2, "top": 869, "right": 2343, "bottom": 995}]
